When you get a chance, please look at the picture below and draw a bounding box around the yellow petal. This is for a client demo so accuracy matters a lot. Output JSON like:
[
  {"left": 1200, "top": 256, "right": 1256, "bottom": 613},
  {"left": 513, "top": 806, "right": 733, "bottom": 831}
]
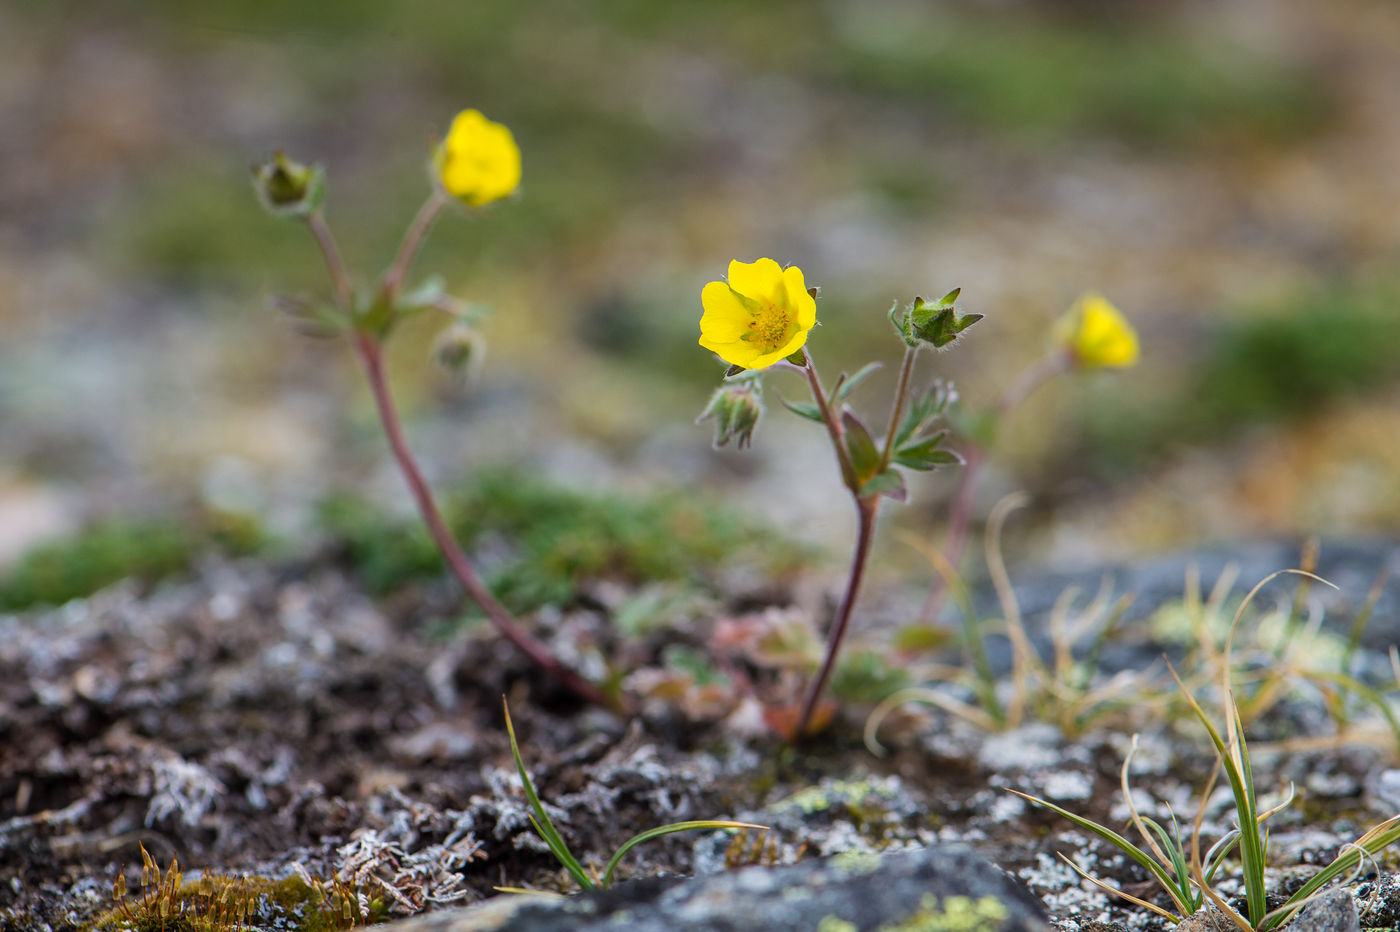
[
  {"left": 1056, "top": 292, "right": 1139, "bottom": 369},
  {"left": 699, "top": 281, "right": 751, "bottom": 342},
  {"left": 782, "top": 265, "right": 817, "bottom": 329},
  {"left": 699, "top": 333, "right": 763, "bottom": 368},
  {"left": 726, "top": 258, "right": 785, "bottom": 303}
]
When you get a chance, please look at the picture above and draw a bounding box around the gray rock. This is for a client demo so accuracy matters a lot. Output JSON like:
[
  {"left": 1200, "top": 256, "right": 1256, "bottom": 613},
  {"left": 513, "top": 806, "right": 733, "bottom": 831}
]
[
  {"left": 380, "top": 845, "right": 1050, "bottom": 932},
  {"left": 1288, "top": 888, "right": 1359, "bottom": 932}
]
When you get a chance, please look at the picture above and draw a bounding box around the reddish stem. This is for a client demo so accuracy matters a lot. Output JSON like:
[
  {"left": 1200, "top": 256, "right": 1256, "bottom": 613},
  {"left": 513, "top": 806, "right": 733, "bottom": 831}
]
[
  {"left": 795, "top": 494, "right": 879, "bottom": 737},
  {"left": 352, "top": 331, "right": 616, "bottom": 710}
]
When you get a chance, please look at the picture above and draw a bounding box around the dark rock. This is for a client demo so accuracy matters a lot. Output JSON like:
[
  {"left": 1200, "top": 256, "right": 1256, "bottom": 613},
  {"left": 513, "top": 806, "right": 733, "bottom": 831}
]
[
  {"left": 380, "top": 845, "right": 1050, "bottom": 932},
  {"left": 1288, "top": 888, "right": 1359, "bottom": 932}
]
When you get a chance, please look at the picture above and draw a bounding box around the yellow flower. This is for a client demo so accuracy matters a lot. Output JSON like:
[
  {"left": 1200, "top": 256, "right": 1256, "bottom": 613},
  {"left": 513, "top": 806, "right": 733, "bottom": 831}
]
[
  {"left": 434, "top": 109, "right": 521, "bottom": 206},
  {"left": 1054, "top": 292, "right": 1139, "bottom": 368},
  {"left": 699, "top": 258, "right": 818, "bottom": 370}
]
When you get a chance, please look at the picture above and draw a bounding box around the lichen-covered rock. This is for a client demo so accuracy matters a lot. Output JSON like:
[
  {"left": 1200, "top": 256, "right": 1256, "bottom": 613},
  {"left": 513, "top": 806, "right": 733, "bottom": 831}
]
[
  {"left": 1288, "top": 888, "right": 1359, "bottom": 932},
  {"left": 379, "top": 844, "right": 1050, "bottom": 932}
]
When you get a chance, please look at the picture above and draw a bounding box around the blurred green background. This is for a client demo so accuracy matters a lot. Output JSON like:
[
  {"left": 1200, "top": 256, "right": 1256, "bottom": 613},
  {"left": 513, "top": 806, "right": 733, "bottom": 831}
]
[{"left": 2, "top": 0, "right": 1398, "bottom": 591}]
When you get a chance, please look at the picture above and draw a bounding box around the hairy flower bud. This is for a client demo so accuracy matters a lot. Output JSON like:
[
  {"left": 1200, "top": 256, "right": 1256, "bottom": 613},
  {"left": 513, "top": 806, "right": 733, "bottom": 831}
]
[
  {"left": 434, "top": 320, "right": 486, "bottom": 376},
  {"left": 251, "top": 152, "right": 324, "bottom": 218},
  {"left": 698, "top": 374, "right": 763, "bottom": 450}
]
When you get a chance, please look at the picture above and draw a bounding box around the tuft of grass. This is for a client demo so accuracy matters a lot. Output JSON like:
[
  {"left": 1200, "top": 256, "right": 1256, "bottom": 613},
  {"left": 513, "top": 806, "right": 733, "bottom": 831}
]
[
  {"left": 500, "top": 699, "right": 765, "bottom": 892},
  {"left": 0, "top": 511, "right": 267, "bottom": 612},
  {"left": 1013, "top": 571, "right": 1400, "bottom": 931},
  {"left": 318, "top": 470, "right": 810, "bottom": 611}
]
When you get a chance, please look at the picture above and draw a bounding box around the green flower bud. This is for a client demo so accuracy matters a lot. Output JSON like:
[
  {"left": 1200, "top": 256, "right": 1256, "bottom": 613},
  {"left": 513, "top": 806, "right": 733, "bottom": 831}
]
[
  {"left": 251, "top": 152, "right": 325, "bottom": 219},
  {"left": 698, "top": 374, "right": 763, "bottom": 450},
  {"left": 434, "top": 320, "right": 486, "bottom": 376},
  {"left": 891, "top": 289, "right": 982, "bottom": 349}
]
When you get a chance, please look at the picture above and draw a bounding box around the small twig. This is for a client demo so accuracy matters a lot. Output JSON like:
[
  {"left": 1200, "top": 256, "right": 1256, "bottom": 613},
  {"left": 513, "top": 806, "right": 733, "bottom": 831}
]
[
  {"left": 878, "top": 345, "right": 919, "bottom": 471},
  {"left": 306, "top": 211, "right": 352, "bottom": 310}
]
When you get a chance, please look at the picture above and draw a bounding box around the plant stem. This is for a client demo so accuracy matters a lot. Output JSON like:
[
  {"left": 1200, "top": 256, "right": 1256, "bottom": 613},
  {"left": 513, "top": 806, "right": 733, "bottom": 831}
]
[
  {"left": 878, "top": 345, "right": 919, "bottom": 471},
  {"left": 802, "top": 349, "right": 857, "bottom": 489},
  {"left": 795, "top": 494, "right": 879, "bottom": 737},
  {"left": 383, "top": 189, "right": 449, "bottom": 298},
  {"left": 307, "top": 211, "right": 352, "bottom": 310},
  {"left": 917, "top": 350, "right": 1069, "bottom": 624},
  {"left": 351, "top": 331, "right": 615, "bottom": 710}
]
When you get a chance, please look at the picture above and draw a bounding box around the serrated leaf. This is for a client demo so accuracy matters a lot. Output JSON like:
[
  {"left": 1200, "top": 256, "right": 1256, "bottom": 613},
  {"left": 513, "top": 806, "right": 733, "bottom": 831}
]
[
  {"left": 841, "top": 408, "right": 881, "bottom": 482},
  {"left": 860, "top": 469, "right": 907, "bottom": 501},
  {"left": 895, "top": 384, "right": 952, "bottom": 448},
  {"left": 833, "top": 362, "right": 882, "bottom": 403},
  {"left": 776, "top": 393, "right": 824, "bottom": 423},
  {"left": 894, "top": 432, "right": 963, "bottom": 471}
]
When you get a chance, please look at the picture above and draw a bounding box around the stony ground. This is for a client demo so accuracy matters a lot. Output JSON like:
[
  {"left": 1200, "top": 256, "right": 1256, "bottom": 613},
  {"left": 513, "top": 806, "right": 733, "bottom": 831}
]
[{"left": 5, "top": 539, "right": 1400, "bottom": 931}]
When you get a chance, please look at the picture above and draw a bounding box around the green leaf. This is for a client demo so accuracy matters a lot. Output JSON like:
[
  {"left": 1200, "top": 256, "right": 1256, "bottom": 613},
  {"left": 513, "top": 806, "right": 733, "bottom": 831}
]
[
  {"left": 724, "top": 364, "right": 747, "bottom": 378},
  {"left": 599, "top": 821, "right": 766, "bottom": 889},
  {"left": 895, "top": 384, "right": 954, "bottom": 449},
  {"left": 396, "top": 275, "right": 447, "bottom": 315},
  {"left": 785, "top": 348, "right": 809, "bottom": 367},
  {"left": 842, "top": 408, "right": 881, "bottom": 482},
  {"left": 776, "top": 393, "right": 824, "bottom": 424},
  {"left": 894, "top": 432, "right": 962, "bottom": 471},
  {"left": 832, "top": 362, "right": 883, "bottom": 403},
  {"left": 859, "top": 469, "right": 907, "bottom": 502}
]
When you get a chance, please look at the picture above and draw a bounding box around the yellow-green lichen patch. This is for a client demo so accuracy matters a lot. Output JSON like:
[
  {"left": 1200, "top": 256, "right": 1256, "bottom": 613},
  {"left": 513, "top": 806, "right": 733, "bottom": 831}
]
[
  {"left": 830, "top": 849, "right": 885, "bottom": 876},
  {"left": 877, "top": 893, "right": 1010, "bottom": 932},
  {"left": 818, "top": 916, "right": 860, "bottom": 932}
]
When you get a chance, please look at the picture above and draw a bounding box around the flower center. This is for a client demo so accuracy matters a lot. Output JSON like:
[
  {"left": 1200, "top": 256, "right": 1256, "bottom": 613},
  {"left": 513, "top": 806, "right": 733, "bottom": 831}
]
[{"left": 745, "top": 303, "right": 795, "bottom": 353}]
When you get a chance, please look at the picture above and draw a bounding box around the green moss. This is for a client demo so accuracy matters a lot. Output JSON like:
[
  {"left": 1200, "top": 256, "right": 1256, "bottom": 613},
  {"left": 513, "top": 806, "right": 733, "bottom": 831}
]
[
  {"left": 318, "top": 469, "right": 811, "bottom": 613},
  {"left": 0, "top": 511, "right": 268, "bottom": 612},
  {"left": 87, "top": 872, "right": 387, "bottom": 932},
  {"left": 877, "top": 894, "right": 1009, "bottom": 932}
]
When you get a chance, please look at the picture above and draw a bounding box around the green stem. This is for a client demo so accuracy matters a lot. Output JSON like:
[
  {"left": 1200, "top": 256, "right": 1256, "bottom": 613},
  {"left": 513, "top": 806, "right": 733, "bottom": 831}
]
[
  {"left": 878, "top": 345, "right": 919, "bottom": 472},
  {"left": 382, "top": 189, "right": 449, "bottom": 298},
  {"left": 795, "top": 494, "right": 880, "bottom": 737},
  {"left": 917, "top": 350, "right": 1069, "bottom": 624},
  {"left": 306, "top": 210, "right": 352, "bottom": 310},
  {"left": 352, "top": 332, "right": 617, "bottom": 711}
]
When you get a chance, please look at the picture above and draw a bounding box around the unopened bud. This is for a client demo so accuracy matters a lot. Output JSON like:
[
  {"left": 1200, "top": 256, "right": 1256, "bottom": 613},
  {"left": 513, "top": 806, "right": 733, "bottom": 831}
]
[
  {"left": 434, "top": 320, "right": 485, "bottom": 376},
  {"left": 251, "top": 151, "right": 324, "bottom": 218},
  {"left": 698, "top": 374, "right": 763, "bottom": 450},
  {"left": 893, "top": 288, "right": 982, "bottom": 350}
]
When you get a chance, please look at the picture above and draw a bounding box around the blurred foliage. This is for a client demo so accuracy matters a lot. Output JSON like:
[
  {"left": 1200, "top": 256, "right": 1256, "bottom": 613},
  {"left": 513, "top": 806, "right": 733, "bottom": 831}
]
[
  {"left": 829, "top": 649, "right": 912, "bottom": 704},
  {"left": 317, "top": 469, "right": 811, "bottom": 612},
  {"left": 832, "top": 15, "right": 1328, "bottom": 147},
  {"left": 1084, "top": 276, "right": 1400, "bottom": 471},
  {"left": 0, "top": 511, "right": 267, "bottom": 612}
]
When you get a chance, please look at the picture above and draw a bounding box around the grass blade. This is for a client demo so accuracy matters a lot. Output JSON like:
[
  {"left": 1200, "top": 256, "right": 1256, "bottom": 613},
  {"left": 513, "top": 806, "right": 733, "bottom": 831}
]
[
  {"left": 503, "top": 699, "right": 595, "bottom": 890},
  {"left": 599, "top": 820, "right": 767, "bottom": 888}
]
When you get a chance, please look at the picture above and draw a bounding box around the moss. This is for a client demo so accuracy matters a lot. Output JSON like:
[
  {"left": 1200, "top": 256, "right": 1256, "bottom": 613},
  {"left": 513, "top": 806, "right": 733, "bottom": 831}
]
[
  {"left": 877, "top": 894, "right": 1010, "bottom": 932},
  {"left": 0, "top": 510, "right": 268, "bottom": 612},
  {"left": 88, "top": 870, "right": 386, "bottom": 932},
  {"left": 318, "top": 469, "right": 811, "bottom": 614}
]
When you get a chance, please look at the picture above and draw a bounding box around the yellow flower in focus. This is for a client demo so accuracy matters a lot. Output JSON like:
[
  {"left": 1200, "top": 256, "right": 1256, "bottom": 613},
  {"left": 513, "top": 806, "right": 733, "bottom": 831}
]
[
  {"left": 699, "top": 258, "right": 818, "bottom": 370},
  {"left": 434, "top": 109, "right": 521, "bottom": 206},
  {"left": 1055, "top": 292, "right": 1139, "bottom": 368}
]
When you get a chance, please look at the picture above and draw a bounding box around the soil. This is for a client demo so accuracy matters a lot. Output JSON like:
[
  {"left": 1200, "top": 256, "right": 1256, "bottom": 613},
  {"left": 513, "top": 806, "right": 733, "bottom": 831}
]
[{"left": 4, "top": 545, "right": 1400, "bottom": 931}]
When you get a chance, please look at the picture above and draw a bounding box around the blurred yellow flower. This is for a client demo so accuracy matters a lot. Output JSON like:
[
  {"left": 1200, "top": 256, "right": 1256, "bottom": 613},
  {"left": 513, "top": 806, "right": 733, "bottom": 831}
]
[
  {"left": 1055, "top": 292, "right": 1139, "bottom": 368},
  {"left": 699, "top": 259, "right": 818, "bottom": 370},
  {"left": 434, "top": 109, "right": 521, "bottom": 206}
]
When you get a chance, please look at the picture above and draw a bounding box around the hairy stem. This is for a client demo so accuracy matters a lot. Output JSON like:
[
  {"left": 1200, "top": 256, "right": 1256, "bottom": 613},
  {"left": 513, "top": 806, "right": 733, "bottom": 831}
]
[
  {"left": 306, "top": 211, "right": 352, "bottom": 310},
  {"left": 795, "top": 494, "right": 879, "bottom": 737},
  {"left": 383, "top": 189, "right": 449, "bottom": 298},
  {"left": 802, "top": 349, "right": 857, "bottom": 490},
  {"left": 918, "top": 350, "right": 1070, "bottom": 624},
  {"left": 352, "top": 331, "right": 615, "bottom": 709},
  {"left": 878, "top": 345, "right": 919, "bottom": 472}
]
